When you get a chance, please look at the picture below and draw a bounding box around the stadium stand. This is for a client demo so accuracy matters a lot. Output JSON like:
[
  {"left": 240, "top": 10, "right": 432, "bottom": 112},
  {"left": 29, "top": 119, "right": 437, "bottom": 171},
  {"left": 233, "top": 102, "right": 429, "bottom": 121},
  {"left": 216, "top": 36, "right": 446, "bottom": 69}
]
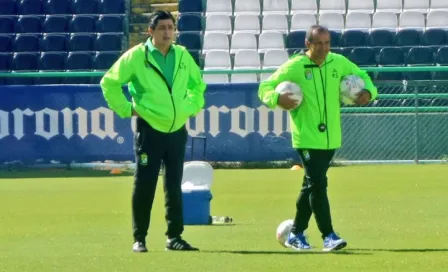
[{"left": 0, "top": 0, "right": 127, "bottom": 85}]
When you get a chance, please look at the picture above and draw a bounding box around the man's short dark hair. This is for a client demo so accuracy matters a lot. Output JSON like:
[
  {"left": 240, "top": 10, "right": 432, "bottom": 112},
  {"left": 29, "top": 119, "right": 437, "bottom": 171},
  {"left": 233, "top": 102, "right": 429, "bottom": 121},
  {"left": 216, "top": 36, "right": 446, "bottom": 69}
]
[
  {"left": 149, "top": 10, "right": 176, "bottom": 29},
  {"left": 306, "top": 25, "right": 330, "bottom": 43}
]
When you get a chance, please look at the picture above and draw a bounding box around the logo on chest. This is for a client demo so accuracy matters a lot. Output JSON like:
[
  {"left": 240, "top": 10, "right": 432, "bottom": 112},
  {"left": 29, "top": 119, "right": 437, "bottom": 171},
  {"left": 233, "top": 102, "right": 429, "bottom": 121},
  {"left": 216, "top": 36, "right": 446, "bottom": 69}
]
[
  {"left": 332, "top": 69, "right": 339, "bottom": 79},
  {"left": 305, "top": 69, "right": 313, "bottom": 80}
]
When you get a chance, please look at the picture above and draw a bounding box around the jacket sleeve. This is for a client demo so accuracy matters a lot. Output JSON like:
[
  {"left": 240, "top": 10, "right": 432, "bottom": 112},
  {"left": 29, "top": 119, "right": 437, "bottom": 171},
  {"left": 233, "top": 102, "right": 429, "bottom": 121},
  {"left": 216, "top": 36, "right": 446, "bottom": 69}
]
[
  {"left": 258, "top": 58, "right": 301, "bottom": 109},
  {"left": 100, "top": 48, "right": 135, "bottom": 118},
  {"left": 340, "top": 56, "right": 378, "bottom": 101},
  {"left": 185, "top": 52, "right": 207, "bottom": 116}
]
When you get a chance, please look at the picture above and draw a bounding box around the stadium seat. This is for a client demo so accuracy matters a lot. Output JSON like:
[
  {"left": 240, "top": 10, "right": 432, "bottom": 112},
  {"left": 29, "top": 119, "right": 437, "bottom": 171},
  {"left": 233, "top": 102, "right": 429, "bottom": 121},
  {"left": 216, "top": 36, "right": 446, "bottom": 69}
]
[
  {"left": 426, "top": 11, "right": 448, "bottom": 29},
  {"left": 436, "top": 46, "right": 448, "bottom": 64},
  {"left": 430, "top": 0, "right": 448, "bottom": 12},
  {"left": 37, "top": 52, "right": 67, "bottom": 84},
  {"left": 0, "top": 0, "right": 17, "bottom": 15},
  {"left": 64, "top": 52, "right": 93, "bottom": 84},
  {"left": 258, "top": 32, "right": 285, "bottom": 53},
  {"left": 18, "top": 0, "right": 43, "bottom": 15},
  {"left": 372, "top": 12, "right": 398, "bottom": 30},
  {"left": 330, "top": 31, "right": 342, "bottom": 47},
  {"left": 13, "top": 34, "right": 40, "bottom": 52},
  {"left": 177, "top": 14, "right": 202, "bottom": 32},
  {"left": 369, "top": 29, "right": 396, "bottom": 47},
  {"left": 0, "top": 16, "right": 16, "bottom": 33},
  {"left": 319, "top": 0, "right": 346, "bottom": 14},
  {"left": 44, "top": 0, "right": 71, "bottom": 14},
  {"left": 423, "top": 28, "right": 447, "bottom": 46},
  {"left": 233, "top": 14, "right": 260, "bottom": 34},
  {"left": 69, "top": 33, "right": 95, "bottom": 51},
  {"left": 96, "top": 15, "right": 124, "bottom": 33},
  {"left": 261, "top": 14, "right": 288, "bottom": 34},
  {"left": 405, "top": 47, "right": 433, "bottom": 80},
  {"left": 262, "top": 0, "right": 289, "bottom": 15},
  {"left": 399, "top": 11, "right": 425, "bottom": 30},
  {"left": 431, "top": 99, "right": 448, "bottom": 106},
  {"left": 202, "top": 32, "right": 229, "bottom": 54},
  {"left": 0, "top": 35, "right": 13, "bottom": 52},
  {"left": 345, "top": 12, "right": 372, "bottom": 31},
  {"left": 16, "top": 15, "right": 41, "bottom": 33},
  {"left": 348, "top": 47, "right": 376, "bottom": 66},
  {"left": 69, "top": 15, "right": 96, "bottom": 32},
  {"left": 403, "top": 0, "right": 430, "bottom": 13},
  {"left": 204, "top": 14, "right": 232, "bottom": 34},
  {"left": 231, "top": 49, "right": 260, "bottom": 83},
  {"left": 203, "top": 50, "right": 231, "bottom": 83},
  {"left": 11, "top": 52, "right": 39, "bottom": 85},
  {"left": 40, "top": 33, "right": 68, "bottom": 51},
  {"left": 230, "top": 32, "right": 257, "bottom": 54},
  {"left": 189, "top": 50, "right": 200, "bottom": 67},
  {"left": 378, "top": 47, "right": 404, "bottom": 80},
  {"left": 0, "top": 53, "right": 12, "bottom": 84},
  {"left": 178, "top": 0, "right": 203, "bottom": 14},
  {"left": 176, "top": 32, "right": 201, "bottom": 51},
  {"left": 42, "top": 15, "right": 69, "bottom": 33},
  {"left": 95, "top": 33, "right": 122, "bottom": 51},
  {"left": 234, "top": 0, "right": 261, "bottom": 16},
  {"left": 72, "top": 0, "right": 97, "bottom": 14},
  {"left": 395, "top": 29, "right": 422, "bottom": 46},
  {"left": 94, "top": 51, "right": 120, "bottom": 70},
  {"left": 98, "top": 0, "right": 125, "bottom": 14},
  {"left": 347, "top": 0, "right": 374, "bottom": 14},
  {"left": 205, "top": 0, "right": 232, "bottom": 16},
  {"left": 376, "top": 0, "right": 403, "bottom": 13},
  {"left": 286, "top": 31, "right": 306, "bottom": 49},
  {"left": 290, "top": 0, "right": 318, "bottom": 14},
  {"left": 290, "top": 14, "right": 317, "bottom": 31},
  {"left": 341, "top": 30, "right": 368, "bottom": 47},
  {"left": 261, "top": 49, "right": 288, "bottom": 80},
  {"left": 319, "top": 13, "right": 344, "bottom": 31}
]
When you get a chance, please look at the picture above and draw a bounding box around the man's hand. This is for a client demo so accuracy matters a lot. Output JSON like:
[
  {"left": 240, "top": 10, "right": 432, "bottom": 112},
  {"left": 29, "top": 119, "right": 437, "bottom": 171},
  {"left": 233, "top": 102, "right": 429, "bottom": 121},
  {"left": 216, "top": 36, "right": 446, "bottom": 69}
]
[
  {"left": 355, "top": 90, "right": 372, "bottom": 106},
  {"left": 278, "top": 92, "right": 299, "bottom": 110}
]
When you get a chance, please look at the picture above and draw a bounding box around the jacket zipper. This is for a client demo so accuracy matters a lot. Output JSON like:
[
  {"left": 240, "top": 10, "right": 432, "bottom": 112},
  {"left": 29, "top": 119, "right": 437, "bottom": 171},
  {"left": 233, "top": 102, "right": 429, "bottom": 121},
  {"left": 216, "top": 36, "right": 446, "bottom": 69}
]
[{"left": 318, "top": 69, "right": 330, "bottom": 149}]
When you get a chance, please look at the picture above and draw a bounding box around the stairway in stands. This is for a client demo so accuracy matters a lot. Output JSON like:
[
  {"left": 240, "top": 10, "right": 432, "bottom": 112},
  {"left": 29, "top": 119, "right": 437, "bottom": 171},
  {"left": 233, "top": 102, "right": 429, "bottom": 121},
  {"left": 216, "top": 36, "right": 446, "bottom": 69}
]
[{"left": 128, "top": 0, "right": 178, "bottom": 48}]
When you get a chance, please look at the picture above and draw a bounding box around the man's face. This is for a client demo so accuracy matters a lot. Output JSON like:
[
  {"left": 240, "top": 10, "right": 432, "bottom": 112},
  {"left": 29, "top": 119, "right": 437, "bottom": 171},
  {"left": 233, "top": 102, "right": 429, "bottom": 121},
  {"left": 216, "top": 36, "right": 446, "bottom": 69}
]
[
  {"left": 149, "top": 19, "right": 175, "bottom": 46},
  {"left": 307, "top": 31, "right": 331, "bottom": 60}
]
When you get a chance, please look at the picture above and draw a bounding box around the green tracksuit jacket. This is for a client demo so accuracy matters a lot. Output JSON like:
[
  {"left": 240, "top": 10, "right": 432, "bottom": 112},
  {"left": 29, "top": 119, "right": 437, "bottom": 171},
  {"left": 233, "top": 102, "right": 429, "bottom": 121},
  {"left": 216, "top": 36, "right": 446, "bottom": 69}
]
[
  {"left": 100, "top": 43, "right": 206, "bottom": 133},
  {"left": 258, "top": 52, "right": 378, "bottom": 150}
]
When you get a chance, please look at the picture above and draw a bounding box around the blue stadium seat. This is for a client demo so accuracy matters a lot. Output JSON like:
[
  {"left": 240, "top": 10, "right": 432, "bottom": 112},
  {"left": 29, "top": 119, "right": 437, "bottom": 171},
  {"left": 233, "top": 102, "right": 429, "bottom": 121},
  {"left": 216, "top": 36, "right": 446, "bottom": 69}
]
[
  {"left": 189, "top": 50, "right": 200, "bottom": 67},
  {"left": 69, "top": 15, "right": 96, "bottom": 32},
  {"left": 177, "top": 14, "right": 202, "bottom": 32},
  {"left": 93, "top": 51, "right": 120, "bottom": 70},
  {"left": 16, "top": 15, "right": 41, "bottom": 33},
  {"left": 18, "top": 0, "right": 43, "bottom": 15},
  {"left": 286, "top": 31, "right": 306, "bottom": 49},
  {"left": 0, "top": 53, "right": 12, "bottom": 85},
  {"left": 40, "top": 34, "right": 68, "bottom": 51},
  {"left": 98, "top": 0, "right": 125, "bottom": 14},
  {"left": 433, "top": 46, "right": 448, "bottom": 80},
  {"left": 71, "top": 0, "right": 98, "bottom": 14},
  {"left": 0, "top": 16, "right": 16, "bottom": 33},
  {"left": 378, "top": 47, "right": 404, "bottom": 80},
  {"left": 432, "top": 99, "right": 448, "bottom": 106},
  {"left": 95, "top": 33, "right": 122, "bottom": 51},
  {"left": 96, "top": 15, "right": 124, "bottom": 33},
  {"left": 369, "top": 29, "right": 395, "bottom": 47},
  {"left": 178, "top": 0, "right": 203, "bottom": 13},
  {"left": 348, "top": 47, "right": 376, "bottom": 66},
  {"left": 42, "top": 15, "right": 69, "bottom": 33},
  {"left": 0, "top": 0, "right": 17, "bottom": 15},
  {"left": 341, "top": 30, "right": 368, "bottom": 47},
  {"left": 405, "top": 47, "right": 434, "bottom": 80},
  {"left": 13, "top": 34, "right": 40, "bottom": 52},
  {"left": 37, "top": 52, "right": 66, "bottom": 84},
  {"left": 44, "top": 0, "right": 71, "bottom": 14},
  {"left": 329, "top": 31, "right": 341, "bottom": 47},
  {"left": 11, "top": 52, "right": 39, "bottom": 85},
  {"left": 176, "top": 32, "right": 201, "bottom": 51},
  {"left": 423, "top": 28, "right": 447, "bottom": 46},
  {"left": 64, "top": 52, "right": 93, "bottom": 84},
  {"left": 0, "top": 35, "right": 13, "bottom": 52},
  {"left": 69, "top": 33, "right": 95, "bottom": 51},
  {"left": 395, "top": 29, "right": 422, "bottom": 46}
]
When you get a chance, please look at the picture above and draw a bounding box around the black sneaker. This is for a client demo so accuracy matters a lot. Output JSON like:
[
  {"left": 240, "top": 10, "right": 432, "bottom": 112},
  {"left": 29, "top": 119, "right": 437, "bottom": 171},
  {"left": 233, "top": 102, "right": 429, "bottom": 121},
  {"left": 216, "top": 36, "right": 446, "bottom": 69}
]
[
  {"left": 166, "top": 237, "right": 199, "bottom": 251},
  {"left": 132, "top": 241, "right": 148, "bottom": 253}
]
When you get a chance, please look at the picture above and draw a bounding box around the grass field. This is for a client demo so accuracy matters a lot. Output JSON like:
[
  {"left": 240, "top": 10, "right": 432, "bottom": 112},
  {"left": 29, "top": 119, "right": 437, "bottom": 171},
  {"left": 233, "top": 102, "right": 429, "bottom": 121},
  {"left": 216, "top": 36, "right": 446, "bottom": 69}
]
[{"left": 1, "top": 165, "right": 447, "bottom": 271}]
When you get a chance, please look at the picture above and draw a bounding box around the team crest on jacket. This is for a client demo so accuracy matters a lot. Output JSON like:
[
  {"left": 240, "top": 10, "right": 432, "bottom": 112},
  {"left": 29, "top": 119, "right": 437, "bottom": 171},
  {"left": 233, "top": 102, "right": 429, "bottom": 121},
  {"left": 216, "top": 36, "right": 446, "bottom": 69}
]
[
  {"left": 332, "top": 69, "right": 338, "bottom": 78},
  {"left": 305, "top": 70, "right": 313, "bottom": 80}
]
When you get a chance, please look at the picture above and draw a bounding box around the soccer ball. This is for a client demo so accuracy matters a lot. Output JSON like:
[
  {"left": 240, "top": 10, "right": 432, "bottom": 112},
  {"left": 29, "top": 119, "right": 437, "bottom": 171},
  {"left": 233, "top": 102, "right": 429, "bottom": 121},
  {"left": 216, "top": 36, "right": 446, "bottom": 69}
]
[
  {"left": 276, "top": 219, "right": 294, "bottom": 247},
  {"left": 275, "top": 81, "right": 303, "bottom": 110},
  {"left": 340, "top": 75, "right": 365, "bottom": 105}
]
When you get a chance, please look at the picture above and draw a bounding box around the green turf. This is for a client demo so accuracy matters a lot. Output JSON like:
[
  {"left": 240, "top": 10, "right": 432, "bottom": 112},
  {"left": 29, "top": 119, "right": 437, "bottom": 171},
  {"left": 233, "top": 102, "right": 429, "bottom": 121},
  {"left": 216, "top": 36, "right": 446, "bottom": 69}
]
[{"left": 1, "top": 165, "right": 447, "bottom": 271}]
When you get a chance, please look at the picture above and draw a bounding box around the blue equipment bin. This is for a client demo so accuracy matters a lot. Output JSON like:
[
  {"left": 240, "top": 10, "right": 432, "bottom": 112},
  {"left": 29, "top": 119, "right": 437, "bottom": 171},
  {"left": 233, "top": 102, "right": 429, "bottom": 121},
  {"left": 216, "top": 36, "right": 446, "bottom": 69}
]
[{"left": 182, "top": 189, "right": 212, "bottom": 225}]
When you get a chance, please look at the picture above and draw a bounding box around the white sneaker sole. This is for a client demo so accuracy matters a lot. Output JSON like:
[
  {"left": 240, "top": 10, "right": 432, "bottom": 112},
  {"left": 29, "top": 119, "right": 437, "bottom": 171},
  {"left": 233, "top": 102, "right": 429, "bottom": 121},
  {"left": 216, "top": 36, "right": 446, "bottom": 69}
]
[
  {"left": 322, "top": 240, "right": 347, "bottom": 252},
  {"left": 285, "top": 241, "right": 312, "bottom": 251}
]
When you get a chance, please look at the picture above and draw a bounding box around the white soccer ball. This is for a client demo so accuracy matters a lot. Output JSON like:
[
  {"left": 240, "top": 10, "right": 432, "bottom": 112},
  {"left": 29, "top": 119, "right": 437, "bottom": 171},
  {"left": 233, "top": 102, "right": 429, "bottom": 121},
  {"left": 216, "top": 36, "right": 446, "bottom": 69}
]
[
  {"left": 275, "top": 81, "right": 303, "bottom": 110},
  {"left": 276, "top": 219, "right": 294, "bottom": 247},
  {"left": 340, "top": 75, "right": 365, "bottom": 105}
]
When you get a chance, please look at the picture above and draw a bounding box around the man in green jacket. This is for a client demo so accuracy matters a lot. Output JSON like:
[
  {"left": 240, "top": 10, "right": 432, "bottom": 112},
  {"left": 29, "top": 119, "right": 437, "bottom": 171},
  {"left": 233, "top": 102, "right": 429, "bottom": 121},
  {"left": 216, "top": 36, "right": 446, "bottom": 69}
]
[
  {"left": 259, "top": 25, "right": 378, "bottom": 252},
  {"left": 100, "top": 10, "right": 206, "bottom": 253}
]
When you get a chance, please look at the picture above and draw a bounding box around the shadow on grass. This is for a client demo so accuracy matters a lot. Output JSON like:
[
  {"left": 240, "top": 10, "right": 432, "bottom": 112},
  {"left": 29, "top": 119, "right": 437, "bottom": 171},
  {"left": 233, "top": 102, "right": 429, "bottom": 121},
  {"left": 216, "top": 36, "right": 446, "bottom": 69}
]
[
  {"left": 0, "top": 169, "right": 134, "bottom": 179},
  {"left": 352, "top": 248, "right": 448, "bottom": 253},
  {"left": 202, "top": 249, "right": 371, "bottom": 255}
]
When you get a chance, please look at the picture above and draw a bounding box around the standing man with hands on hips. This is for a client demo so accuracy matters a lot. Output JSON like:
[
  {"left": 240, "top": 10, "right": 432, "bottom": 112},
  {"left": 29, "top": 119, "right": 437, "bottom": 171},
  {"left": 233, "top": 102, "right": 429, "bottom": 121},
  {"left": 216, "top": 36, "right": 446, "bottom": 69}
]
[
  {"left": 258, "top": 25, "right": 378, "bottom": 252},
  {"left": 100, "top": 10, "right": 206, "bottom": 253}
]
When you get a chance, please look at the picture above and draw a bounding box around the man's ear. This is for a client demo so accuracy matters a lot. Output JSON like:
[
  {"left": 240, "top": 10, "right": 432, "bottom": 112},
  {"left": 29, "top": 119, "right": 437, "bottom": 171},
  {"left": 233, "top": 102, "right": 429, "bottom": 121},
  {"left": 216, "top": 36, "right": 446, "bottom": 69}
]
[
  {"left": 305, "top": 39, "right": 311, "bottom": 50},
  {"left": 148, "top": 27, "right": 153, "bottom": 35}
]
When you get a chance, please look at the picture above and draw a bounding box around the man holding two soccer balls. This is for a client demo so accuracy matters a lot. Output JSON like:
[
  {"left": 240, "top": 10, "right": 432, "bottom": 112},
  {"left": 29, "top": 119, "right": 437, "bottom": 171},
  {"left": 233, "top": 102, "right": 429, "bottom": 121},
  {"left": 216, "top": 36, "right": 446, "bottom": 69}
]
[{"left": 258, "top": 25, "right": 378, "bottom": 252}]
